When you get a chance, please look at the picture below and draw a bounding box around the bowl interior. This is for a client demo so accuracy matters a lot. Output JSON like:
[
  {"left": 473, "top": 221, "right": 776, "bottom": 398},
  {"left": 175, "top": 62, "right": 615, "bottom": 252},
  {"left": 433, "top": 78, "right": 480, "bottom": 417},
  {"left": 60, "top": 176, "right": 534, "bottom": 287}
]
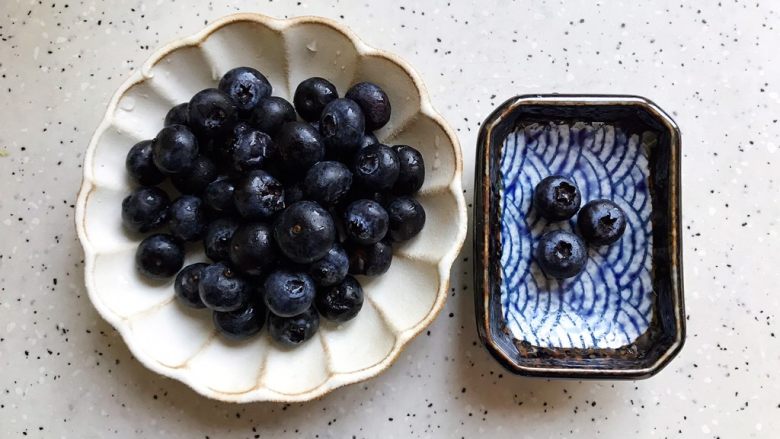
[
  {"left": 474, "top": 95, "right": 684, "bottom": 379},
  {"left": 78, "top": 15, "right": 466, "bottom": 401}
]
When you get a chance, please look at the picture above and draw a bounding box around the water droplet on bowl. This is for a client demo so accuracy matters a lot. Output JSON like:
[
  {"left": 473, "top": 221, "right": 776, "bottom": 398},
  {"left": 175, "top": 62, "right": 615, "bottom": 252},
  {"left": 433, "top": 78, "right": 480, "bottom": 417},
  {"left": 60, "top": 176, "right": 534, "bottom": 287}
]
[
  {"left": 120, "top": 97, "right": 136, "bottom": 111},
  {"left": 307, "top": 40, "right": 318, "bottom": 52}
]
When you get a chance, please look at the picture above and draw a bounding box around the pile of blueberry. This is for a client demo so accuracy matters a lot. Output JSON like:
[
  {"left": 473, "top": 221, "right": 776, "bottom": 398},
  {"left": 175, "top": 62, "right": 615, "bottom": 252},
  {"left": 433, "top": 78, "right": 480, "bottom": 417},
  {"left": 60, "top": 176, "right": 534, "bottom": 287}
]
[
  {"left": 122, "top": 67, "right": 426, "bottom": 346},
  {"left": 532, "top": 175, "right": 626, "bottom": 279}
]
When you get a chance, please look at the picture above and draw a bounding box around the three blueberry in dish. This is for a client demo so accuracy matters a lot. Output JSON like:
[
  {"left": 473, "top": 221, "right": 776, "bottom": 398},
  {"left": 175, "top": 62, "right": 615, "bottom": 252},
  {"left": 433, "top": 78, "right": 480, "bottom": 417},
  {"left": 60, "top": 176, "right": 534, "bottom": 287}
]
[
  {"left": 122, "top": 67, "right": 427, "bottom": 347},
  {"left": 532, "top": 175, "right": 626, "bottom": 279}
]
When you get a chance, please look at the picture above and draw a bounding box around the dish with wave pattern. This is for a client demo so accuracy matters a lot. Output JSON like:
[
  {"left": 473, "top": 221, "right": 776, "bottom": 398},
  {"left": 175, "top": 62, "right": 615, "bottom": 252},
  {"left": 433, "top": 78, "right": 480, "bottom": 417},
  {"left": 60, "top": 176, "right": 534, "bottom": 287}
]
[{"left": 474, "top": 95, "right": 685, "bottom": 379}]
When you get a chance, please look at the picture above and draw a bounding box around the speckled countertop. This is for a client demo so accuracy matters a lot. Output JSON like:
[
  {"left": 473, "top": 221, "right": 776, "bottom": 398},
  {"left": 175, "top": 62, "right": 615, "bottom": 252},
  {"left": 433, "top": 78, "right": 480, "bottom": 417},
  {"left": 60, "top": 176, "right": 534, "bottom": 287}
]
[{"left": 1, "top": 1, "right": 778, "bottom": 438}]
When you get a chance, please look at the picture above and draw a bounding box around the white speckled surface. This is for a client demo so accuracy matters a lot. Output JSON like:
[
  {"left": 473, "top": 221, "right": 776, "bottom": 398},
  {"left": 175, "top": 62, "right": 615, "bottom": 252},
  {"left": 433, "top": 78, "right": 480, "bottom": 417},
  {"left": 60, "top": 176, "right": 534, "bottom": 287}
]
[{"left": 1, "top": 1, "right": 778, "bottom": 438}]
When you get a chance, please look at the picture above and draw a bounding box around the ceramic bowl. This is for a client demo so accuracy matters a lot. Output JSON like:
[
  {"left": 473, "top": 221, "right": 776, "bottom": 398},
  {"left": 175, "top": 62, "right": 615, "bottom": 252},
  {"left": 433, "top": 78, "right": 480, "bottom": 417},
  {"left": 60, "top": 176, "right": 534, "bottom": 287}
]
[
  {"left": 474, "top": 95, "right": 684, "bottom": 379},
  {"left": 75, "top": 13, "right": 467, "bottom": 402}
]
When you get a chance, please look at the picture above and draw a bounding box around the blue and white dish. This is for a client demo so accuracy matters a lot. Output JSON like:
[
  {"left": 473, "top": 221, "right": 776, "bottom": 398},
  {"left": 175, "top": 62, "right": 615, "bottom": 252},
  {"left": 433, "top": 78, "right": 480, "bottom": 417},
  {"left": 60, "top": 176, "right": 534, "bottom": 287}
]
[{"left": 474, "top": 95, "right": 685, "bottom": 379}]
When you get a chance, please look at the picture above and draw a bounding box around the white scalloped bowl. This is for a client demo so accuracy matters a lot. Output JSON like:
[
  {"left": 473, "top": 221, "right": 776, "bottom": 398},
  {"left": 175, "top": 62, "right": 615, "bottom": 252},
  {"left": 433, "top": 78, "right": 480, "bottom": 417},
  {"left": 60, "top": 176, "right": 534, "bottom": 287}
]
[{"left": 75, "top": 13, "right": 466, "bottom": 402}]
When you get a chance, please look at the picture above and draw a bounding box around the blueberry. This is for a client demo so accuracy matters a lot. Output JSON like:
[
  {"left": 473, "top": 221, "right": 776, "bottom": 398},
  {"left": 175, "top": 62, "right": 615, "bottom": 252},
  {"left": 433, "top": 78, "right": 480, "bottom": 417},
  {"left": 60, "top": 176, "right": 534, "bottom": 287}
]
[
  {"left": 121, "top": 186, "right": 170, "bottom": 233},
  {"left": 274, "top": 201, "right": 336, "bottom": 264},
  {"left": 308, "top": 244, "right": 349, "bottom": 287},
  {"left": 392, "top": 145, "right": 425, "bottom": 194},
  {"left": 250, "top": 96, "right": 296, "bottom": 136},
  {"left": 171, "top": 155, "right": 217, "bottom": 195},
  {"left": 353, "top": 144, "right": 400, "bottom": 191},
  {"left": 168, "top": 195, "right": 207, "bottom": 241},
  {"left": 284, "top": 182, "right": 305, "bottom": 206},
  {"left": 188, "top": 88, "right": 238, "bottom": 138},
  {"left": 135, "top": 234, "right": 184, "bottom": 279},
  {"left": 203, "top": 178, "right": 236, "bottom": 213},
  {"left": 535, "top": 230, "right": 587, "bottom": 279},
  {"left": 347, "top": 240, "right": 393, "bottom": 276},
  {"left": 345, "top": 82, "right": 391, "bottom": 130},
  {"left": 315, "top": 275, "right": 364, "bottom": 323},
  {"left": 276, "top": 121, "right": 325, "bottom": 172},
  {"left": 233, "top": 170, "right": 285, "bottom": 219},
  {"left": 203, "top": 217, "right": 240, "bottom": 262},
  {"left": 293, "top": 77, "right": 338, "bottom": 122},
  {"left": 303, "top": 161, "right": 353, "bottom": 206},
  {"left": 213, "top": 301, "right": 267, "bottom": 341},
  {"left": 319, "top": 98, "right": 365, "bottom": 157},
  {"left": 198, "top": 262, "right": 250, "bottom": 312},
  {"left": 533, "top": 175, "right": 581, "bottom": 221},
  {"left": 218, "top": 67, "right": 272, "bottom": 117},
  {"left": 359, "top": 132, "right": 378, "bottom": 150},
  {"left": 228, "top": 222, "right": 277, "bottom": 276},
  {"left": 152, "top": 124, "right": 199, "bottom": 174},
  {"left": 577, "top": 199, "right": 627, "bottom": 246},
  {"left": 228, "top": 127, "right": 275, "bottom": 173},
  {"left": 344, "top": 199, "right": 389, "bottom": 245},
  {"left": 386, "top": 196, "right": 426, "bottom": 242},
  {"left": 164, "top": 103, "right": 189, "bottom": 127},
  {"left": 174, "top": 263, "right": 208, "bottom": 308},
  {"left": 263, "top": 270, "right": 316, "bottom": 318},
  {"left": 268, "top": 306, "right": 320, "bottom": 347},
  {"left": 126, "top": 140, "right": 164, "bottom": 185}
]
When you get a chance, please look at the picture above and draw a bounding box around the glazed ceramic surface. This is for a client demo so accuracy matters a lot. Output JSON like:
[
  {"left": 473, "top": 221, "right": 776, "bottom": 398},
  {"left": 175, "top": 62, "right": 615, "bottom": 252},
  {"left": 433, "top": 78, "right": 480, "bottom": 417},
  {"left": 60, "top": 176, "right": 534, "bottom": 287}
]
[
  {"left": 474, "top": 95, "right": 684, "bottom": 379},
  {"left": 500, "top": 122, "right": 655, "bottom": 349},
  {"left": 75, "top": 13, "right": 467, "bottom": 402}
]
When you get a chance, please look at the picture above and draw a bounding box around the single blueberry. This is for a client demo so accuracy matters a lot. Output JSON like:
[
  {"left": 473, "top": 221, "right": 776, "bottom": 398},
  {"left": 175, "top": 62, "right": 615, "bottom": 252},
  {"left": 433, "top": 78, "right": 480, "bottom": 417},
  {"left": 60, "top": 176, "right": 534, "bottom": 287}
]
[
  {"left": 152, "top": 124, "right": 199, "bottom": 174},
  {"left": 227, "top": 126, "right": 275, "bottom": 173},
  {"left": 315, "top": 275, "right": 364, "bottom": 323},
  {"left": 347, "top": 240, "right": 393, "bottom": 276},
  {"left": 353, "top": 144, "right": 400, "bottom": 191},
  {"left": 344, "top": 199, "right": 389, "bottom": 245},
  {"left": 121, "top": 186, "right": 170, "bottom": 233},
  {"left": 535, "top": 230, "right": 587, "bottom": 279},
  {"left": 263, "top": 270, "right": 316, "bottom": 318},
  {"left": 293, "top": 77, "right": 338, "bottom": 122},
  {"left": 164, "top": 103, "right": 189, "bottom": 127},
  {"left": 213, "top": 301, "right": 266, "bottom": 341},
  {"left": 359, "top": 132, "right": 379, "bottom": 150},
  {"left": 345, "top": 82, "right": 391, "bottom": 130},
  {"left": 171, "top": 155, "right": 217, "bottom": 195},
  {"left": 135, "top": 234, "right": 184, "bottom": 279},
  {"left": 392, "top": 145, "right": 425, "bottom": 194},
  {"left": 577, "top": 199, "right": 627, "bottom": 245},
  {"left": 303, "top": 161, "right": 353, "bottom": 206},
  {"left": 174, "top": 263, "right": 208, "bottom": 308},
  {"left": 319, "top": 98, "right": 365, "bottom": 157},
  {"left": 233, "top": 170, "right": 285, "bottom": 219},
  {"left": 386, "top": 196, "right": 426, "bottom": 242},
  {"left": 203, "top": 217, "right": 240, "bottom": 262},
  {"left": 275, "top": 121, "right": 325, "bottom": 172},
  {"left": 126, "top": 140, "right": 164, "bottom": 185},
  {"left": 203, "top": 177, "right": 236, "bottom": 213},
  {"left": 218, "top": 67, "right": 272, "bottom": 117},
  {"left": 274, "top": 201, "right": 336, "bottom": 264},
  {"left": 188, "top": 88, "right": 238, "bottom": 138},
  {"left": 268, "top": 306, "right": 320, "bottom": 347},
  {"left": 198, "top": 262, "right": 250, "bottom": 312},
  {"left": 308, "top": 244, "right": 349, "bottom": 287},
  {"left": 228, "top": 222, "right": 278, "bottom": 277},
  {"left": 168, "top": 195, "right": 207, "bottom": 241},
  {"left": 533, "top": 175, "right": 582, "bottom": 221},
  {"left": 250, "top": 96, "right": 296, "bottom": 136}
]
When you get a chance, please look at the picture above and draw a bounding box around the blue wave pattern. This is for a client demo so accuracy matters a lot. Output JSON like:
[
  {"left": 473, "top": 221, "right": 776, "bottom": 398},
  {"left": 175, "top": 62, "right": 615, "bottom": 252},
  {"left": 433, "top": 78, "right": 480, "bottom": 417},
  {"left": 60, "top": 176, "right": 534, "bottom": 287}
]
[{"left": 500, "top": 122, "right": 655, "bottom": 349}]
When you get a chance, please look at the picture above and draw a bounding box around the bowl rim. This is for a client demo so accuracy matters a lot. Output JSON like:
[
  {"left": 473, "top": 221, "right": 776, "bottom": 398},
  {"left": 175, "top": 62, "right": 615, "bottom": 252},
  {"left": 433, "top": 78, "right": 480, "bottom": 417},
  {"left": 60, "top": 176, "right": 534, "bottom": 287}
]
[
  {"left": 473, "top": 94, "right": 685, "bottom": 379},
  {"left": 75, "top": 12, "right": 468, "bottom": 402}
]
